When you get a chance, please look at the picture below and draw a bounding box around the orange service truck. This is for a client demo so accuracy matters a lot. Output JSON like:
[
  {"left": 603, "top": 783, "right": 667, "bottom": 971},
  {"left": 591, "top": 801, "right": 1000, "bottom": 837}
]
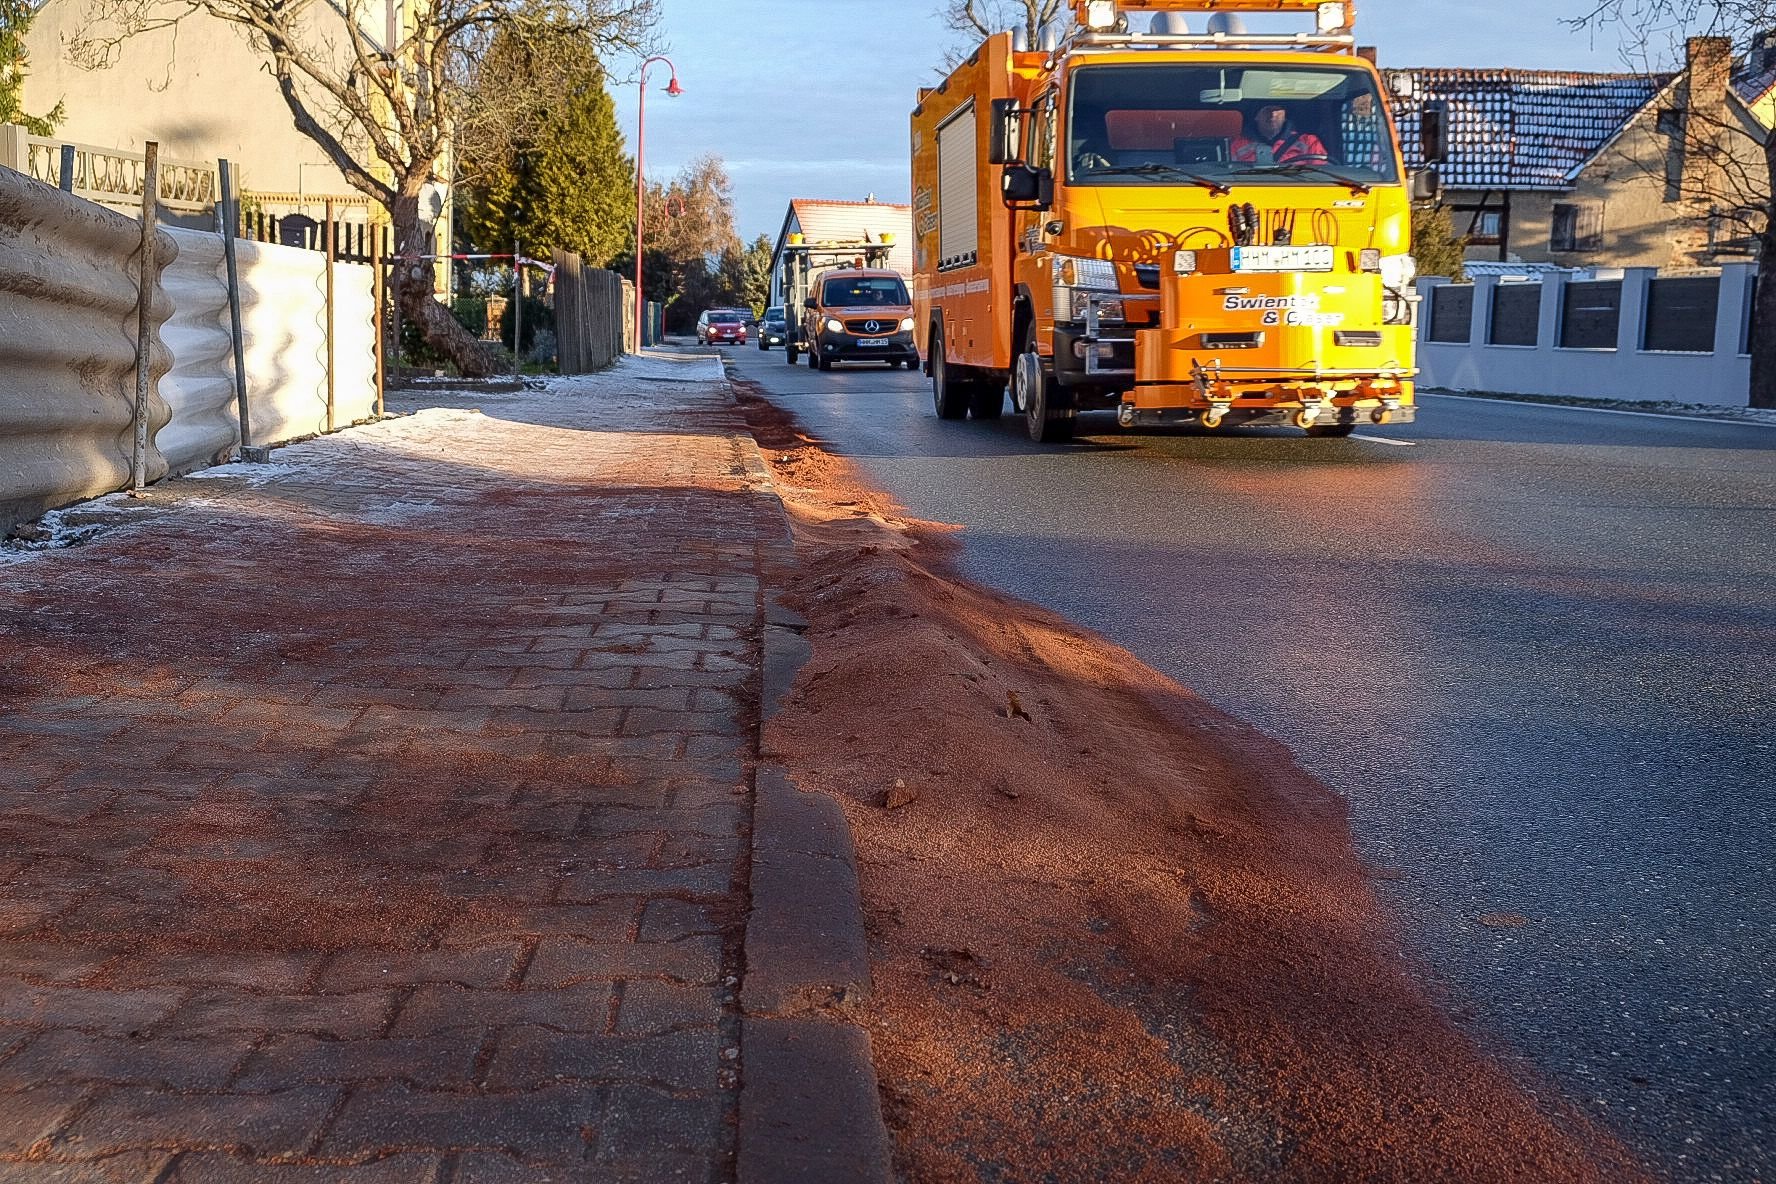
[{"left": 910, "top": 0, "right": 1438, "bottom": 442}]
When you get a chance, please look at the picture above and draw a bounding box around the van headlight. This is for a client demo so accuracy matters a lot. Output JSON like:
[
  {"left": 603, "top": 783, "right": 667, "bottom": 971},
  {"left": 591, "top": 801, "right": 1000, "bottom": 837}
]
[
  {"left": 900, "top": 317, "right": 915, "bottom": 331},
  {"left": 1053, "top": 255, "right": 1122, "bottom": 324},
  {"left": 825, "top": 318, "right": 845, "bottom": 334}
]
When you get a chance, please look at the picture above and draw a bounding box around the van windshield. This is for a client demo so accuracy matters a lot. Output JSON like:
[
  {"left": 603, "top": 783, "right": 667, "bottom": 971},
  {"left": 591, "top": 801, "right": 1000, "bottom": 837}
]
[
  {"left": 822, "top": 276, "right": 910, "bottom": 307},
  {"left": 1066, "top": 64, "right": 1399, "bottom": 187}
]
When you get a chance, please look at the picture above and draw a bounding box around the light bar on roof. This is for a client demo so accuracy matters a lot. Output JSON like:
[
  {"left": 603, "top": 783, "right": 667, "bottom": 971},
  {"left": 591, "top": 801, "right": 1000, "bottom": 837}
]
[
  {"left": 1081, "top": 0, "right": 1119, "bottom": 29},
  {"left": 1316, "top": 2, "right": 1349, "bottom": 31}
]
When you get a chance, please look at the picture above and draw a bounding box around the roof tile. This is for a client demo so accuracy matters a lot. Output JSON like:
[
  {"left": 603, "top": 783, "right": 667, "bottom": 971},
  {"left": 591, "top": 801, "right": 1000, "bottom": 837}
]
[{"left": 1393, "top": 69, "right": 1672, "bottom": 189}]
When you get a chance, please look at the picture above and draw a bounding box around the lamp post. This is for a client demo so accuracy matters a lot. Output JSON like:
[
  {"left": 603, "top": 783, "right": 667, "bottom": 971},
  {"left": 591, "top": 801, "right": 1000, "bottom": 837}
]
[{"left": 635, "top": 55, "right": 683, "bottom": 350}]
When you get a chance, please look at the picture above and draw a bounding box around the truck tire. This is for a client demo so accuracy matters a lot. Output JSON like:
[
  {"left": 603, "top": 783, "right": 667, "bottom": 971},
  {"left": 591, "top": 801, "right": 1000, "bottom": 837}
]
[
  {"left": 786, "top": 343, "right": 799, "bottom": 365},
  {"left": 970, "top": 381, "right": 1005, "bottom": 419},
  {"left": 1015, "top": 327, "right": 1073, "bottom": 443},
  {"left": 930, "top": 325, "right": 969, "bottom": 420}
]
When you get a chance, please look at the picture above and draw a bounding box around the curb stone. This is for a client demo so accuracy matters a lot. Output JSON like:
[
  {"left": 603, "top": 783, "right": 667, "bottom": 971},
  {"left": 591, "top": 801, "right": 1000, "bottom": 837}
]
[{"left": 722, "top": 377, "right": 892, "bottom": 1184}]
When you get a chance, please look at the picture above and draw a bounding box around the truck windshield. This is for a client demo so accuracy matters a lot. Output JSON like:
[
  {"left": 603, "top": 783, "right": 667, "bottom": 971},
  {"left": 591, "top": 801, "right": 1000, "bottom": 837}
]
[
  {"left": 1066, "top": 64, "right": 1398, "bottom": 188},
  {"left": 822, "top": 276, "right": 910, "bottom": 307}
]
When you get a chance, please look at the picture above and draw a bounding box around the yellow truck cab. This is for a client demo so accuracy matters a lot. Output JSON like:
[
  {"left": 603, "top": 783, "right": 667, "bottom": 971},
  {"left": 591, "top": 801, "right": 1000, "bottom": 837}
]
[{"left": 911, "top": 0, "right": 1437, "bottom": 442}]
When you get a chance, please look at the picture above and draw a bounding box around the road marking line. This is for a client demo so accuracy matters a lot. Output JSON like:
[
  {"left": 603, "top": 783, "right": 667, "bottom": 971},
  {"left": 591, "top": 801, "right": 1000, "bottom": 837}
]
[
  {"left": 1421, "top": 391, "right": 1776, "bottom": 429},
  {"left": 1352, "top": 434, "right": 1416, "bottom": 447}
]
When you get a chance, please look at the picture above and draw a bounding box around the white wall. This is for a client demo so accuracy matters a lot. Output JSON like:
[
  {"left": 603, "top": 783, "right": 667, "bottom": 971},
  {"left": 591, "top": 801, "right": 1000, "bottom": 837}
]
[
  {"left": 3, "top": 170, "right": 379, "bottom": 530},
  {"left": 1415, "top": 266, "right": 1756, "bottom": 406},
  {"left": 0, "top": 165, "right": 175, "bottom": 529}
]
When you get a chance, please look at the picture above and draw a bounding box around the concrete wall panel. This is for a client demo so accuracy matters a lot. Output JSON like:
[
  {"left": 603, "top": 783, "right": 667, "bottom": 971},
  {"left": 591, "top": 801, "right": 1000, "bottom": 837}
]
[
  {"left": 0, "top": 167, "right": 175, "bottom": 531},
  {"left": 233, "top": 238, "right": 375, "bottom": 444},
  {"left": 159, "top": 227, "right": 239, "bottom": 473},
  {"left": 1416, "top": 266, "right": 1756, "bottom": 406}
]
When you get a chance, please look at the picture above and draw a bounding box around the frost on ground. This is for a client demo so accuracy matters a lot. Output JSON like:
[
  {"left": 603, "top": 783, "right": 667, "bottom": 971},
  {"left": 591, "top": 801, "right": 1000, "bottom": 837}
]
[
  {"left": 1, "top": 509, "right": 108, "bottom": 563},
  {"left": 544, "top": 348, "right": 725, "bottom": 387}
]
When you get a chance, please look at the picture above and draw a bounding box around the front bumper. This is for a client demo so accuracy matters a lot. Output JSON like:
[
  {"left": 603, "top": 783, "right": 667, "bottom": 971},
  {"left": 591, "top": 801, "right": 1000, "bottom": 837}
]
[{"left": 817, "top": 331, "right": 917, "bottom": 362}]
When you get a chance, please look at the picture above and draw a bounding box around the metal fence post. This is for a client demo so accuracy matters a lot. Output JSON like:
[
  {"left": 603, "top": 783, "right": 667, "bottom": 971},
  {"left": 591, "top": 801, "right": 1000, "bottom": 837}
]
[
  {"left": 57, "top": 144, "right": 75, "bottom": 192},
  {"left": 325, "top": 199, "right": 337, "bottom": 431},
  {"left": 219, "top": 160, "right": 252, "bottom": 458},
  {"left": 372, "top": 231, "right": 386, "bottom": 418},
  {"left": 513, "top": 238, "right": 524, "bottom": 379},
  {"left": 129, "top": 142, "right": 160, "bottom": 496}
]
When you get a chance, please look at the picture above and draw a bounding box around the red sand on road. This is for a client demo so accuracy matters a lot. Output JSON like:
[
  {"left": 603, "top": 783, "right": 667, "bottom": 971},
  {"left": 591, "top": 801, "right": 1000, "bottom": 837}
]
[{"left": 735, "top": 382, "right": 1646, "bottom": 1184}]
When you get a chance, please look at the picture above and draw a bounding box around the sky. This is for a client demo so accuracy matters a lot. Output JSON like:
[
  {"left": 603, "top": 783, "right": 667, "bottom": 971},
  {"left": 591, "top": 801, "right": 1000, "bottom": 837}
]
[{"left": 611, "top": 0, "right": 1676, "bottom": 242}]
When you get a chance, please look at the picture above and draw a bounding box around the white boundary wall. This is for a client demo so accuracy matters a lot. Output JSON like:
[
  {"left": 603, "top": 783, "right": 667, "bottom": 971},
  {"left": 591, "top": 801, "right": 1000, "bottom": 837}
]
[
  {"left": 2, "top": 167, "right": 379, "bottom": 529},
  {"left": 1415, "top": 265, "right": 1756, "bottom": 406},
  {"left": 0, "top": 167, "right": 175, "bottom": 527}
]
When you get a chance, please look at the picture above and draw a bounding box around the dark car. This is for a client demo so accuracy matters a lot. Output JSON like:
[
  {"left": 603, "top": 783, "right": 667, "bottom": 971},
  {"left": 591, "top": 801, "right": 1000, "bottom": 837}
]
[
  {"left": 697, "top": 309, "right": 749, "bottom": 346},
  {"left": 758, "top": 307, "right": 788, "bottom": 351}
]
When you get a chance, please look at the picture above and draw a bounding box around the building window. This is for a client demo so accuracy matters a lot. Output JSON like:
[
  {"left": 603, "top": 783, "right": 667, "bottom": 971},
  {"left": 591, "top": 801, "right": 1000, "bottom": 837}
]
[
  {"left": 1656, "top": 107, "right": 1684, "bottom": 136},
  {"left": 1467, "top": 209, "right": 1503, "bottom": 245},
  {"left": 1551, "top": 203, "right": 1604, "bottom": 252}
]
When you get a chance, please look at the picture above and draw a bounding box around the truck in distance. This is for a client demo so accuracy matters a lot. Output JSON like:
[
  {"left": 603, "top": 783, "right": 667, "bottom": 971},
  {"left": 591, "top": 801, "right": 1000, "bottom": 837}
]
[{"left": 910, "top": 0, "right": 1438, "bottom": 442}]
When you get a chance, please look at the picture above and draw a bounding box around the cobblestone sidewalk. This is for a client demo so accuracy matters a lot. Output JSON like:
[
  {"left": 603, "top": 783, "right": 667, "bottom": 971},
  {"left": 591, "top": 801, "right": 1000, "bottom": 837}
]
[{"left": 0, "top": 354, "right": 787, "bottom": 1182}]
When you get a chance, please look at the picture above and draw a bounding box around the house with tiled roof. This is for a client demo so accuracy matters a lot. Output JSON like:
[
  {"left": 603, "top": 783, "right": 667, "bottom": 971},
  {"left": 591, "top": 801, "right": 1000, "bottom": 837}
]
[
  {"left": 769, "top": 198, "right": 914, "bottom": 308},
  {"left": 1391, "top": 37, "right": 1771, "bottom": 268}
]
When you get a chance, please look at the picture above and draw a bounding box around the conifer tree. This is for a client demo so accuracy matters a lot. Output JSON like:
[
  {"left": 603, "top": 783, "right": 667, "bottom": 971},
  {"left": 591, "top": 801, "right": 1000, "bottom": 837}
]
[
  {"left": 457, "top": 27, "right": 633, "bottom": 267},
  {"left": 1410, "top": 205, "right": 1467, "bottom": 281}
]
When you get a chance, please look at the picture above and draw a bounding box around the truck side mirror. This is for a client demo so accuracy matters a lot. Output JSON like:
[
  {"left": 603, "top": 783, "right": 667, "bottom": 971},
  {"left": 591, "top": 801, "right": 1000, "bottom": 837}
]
[
  {"left": 1419, "top": 102, "right": 1447, "bottom": 166},
  {"left": 988, "top": 97, "right": 1020, "bottom": 165},
  {"left": 1001, "top": 164, "right": 1053, "bottom": 210},
  {"left": 1410, "top": 167, "right": 1442, "bottom": 204}
]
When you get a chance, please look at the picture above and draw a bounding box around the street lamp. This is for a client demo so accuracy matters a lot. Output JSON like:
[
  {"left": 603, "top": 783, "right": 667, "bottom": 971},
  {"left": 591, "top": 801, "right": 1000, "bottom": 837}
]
[{"left": 635, "top": 55, "right": 682, "bottom": 350}]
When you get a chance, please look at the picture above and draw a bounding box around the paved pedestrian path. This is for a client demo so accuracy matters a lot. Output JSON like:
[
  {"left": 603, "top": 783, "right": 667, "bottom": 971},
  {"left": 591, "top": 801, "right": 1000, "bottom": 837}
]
[{"left": 0, "top": 354, "right": 795, "bottom": 1182}]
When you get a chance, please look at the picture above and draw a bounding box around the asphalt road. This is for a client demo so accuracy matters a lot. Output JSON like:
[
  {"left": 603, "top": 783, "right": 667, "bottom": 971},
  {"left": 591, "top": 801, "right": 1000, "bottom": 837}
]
[{"left": 726, "top": 342, "right": 1776, "bottom": 1183}]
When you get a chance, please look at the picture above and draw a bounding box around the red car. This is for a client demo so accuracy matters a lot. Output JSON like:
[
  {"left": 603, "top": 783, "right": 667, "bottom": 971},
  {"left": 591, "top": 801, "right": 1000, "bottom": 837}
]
[{"left": 697, "top": 309, "right": 749, "bottom": 346}]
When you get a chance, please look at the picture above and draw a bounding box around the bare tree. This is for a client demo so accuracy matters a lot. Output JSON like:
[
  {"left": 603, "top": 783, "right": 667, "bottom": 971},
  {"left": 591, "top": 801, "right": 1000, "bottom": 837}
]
[
  {"left": 1570, "top": 1, "right": 1776, "bottom": 407},
  {"left": 69, "top": 0, "right": 657, "bottom": 377},
  {"left": 938, "top": 0, "right": 1065, "bottom": 57}
]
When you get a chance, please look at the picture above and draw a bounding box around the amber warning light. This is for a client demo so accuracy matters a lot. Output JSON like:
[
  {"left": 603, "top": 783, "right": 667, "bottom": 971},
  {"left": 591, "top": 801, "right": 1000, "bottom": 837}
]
[{"left": 1072, "top": 0, "right": 1354, "bottom": 33}]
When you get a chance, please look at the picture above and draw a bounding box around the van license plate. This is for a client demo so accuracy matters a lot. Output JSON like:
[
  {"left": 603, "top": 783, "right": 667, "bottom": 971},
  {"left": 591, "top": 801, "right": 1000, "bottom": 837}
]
[
  {"left": 857, "top": 339, "right": 887, "bottom": 347},
  {"left": 1232, "top": 246, "right": 1335, "bottom": 273}
]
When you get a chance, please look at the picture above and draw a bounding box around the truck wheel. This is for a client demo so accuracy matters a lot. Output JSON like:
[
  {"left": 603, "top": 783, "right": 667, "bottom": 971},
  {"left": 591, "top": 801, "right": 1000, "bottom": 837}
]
[
  {"left": 786, "top": 344, "right": 799, "bottom": 365},
  {"left": 1015, "top": 330, "right": 1073, "bottom": 444},
  {"left": 1306, "top": 425, "right": 1357, "bottom": 438},
  {"left": 930, "top": 325, "right": 969, "bottom": 420},
  {"left": 970, "top": 381, "right": 1005, "bottom": 419}
]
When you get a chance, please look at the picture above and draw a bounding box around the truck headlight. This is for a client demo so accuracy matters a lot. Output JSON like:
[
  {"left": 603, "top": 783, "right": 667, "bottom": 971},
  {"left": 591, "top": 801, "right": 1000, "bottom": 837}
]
[
  {"left": 1054, "top": 255, "right": 1122, "bottom": 323},
  {"left": 825, "top": 318, "right": 845, "bottom": 334},
  {"left": 1054, "top": 256, "right": 1117, "bottom": 289},
  {"left": 1380, "top": 253, "right": 1417, "bottom": 289},
  {"left": 1069, "top": 290, "right": 1125, "bottom": 322}
]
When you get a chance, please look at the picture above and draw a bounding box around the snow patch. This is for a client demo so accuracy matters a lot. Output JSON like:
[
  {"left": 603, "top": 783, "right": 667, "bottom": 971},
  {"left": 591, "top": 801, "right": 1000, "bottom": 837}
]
[{"left": 1, "top": 510, "right": 105, "bottom": 563}]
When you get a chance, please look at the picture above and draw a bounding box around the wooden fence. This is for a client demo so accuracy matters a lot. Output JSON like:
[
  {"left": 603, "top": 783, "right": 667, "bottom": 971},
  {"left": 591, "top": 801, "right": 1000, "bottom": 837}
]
[{"left": 553, "top": 250, "right": 629, "bottom": 373}]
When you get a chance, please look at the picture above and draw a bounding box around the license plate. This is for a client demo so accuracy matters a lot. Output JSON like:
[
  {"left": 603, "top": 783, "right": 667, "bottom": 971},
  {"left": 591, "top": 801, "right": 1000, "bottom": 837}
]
[
  {"left": 856, "top": 339, "right": 887, "bottom": 347},
  {"left": 1232, "top": 246, "right": 1335, "bottom": 273}
]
